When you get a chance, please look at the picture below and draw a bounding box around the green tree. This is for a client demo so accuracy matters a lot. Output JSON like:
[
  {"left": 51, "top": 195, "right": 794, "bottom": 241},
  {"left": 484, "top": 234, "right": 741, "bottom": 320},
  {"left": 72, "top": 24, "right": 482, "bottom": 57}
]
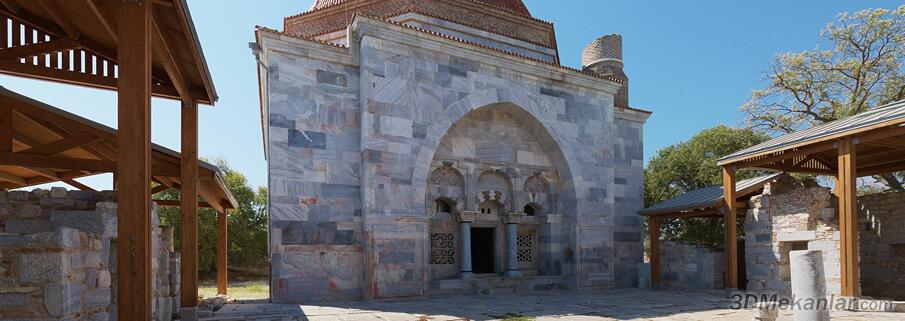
[
  {"left": 644, "top": 125, "right": 769, "bottom": 246},
  {"left": 742, "top": 5, "right": 905, "bottom": 190},
  {"left": 155, "top": 158, "right": 268, "bottom": 276}
]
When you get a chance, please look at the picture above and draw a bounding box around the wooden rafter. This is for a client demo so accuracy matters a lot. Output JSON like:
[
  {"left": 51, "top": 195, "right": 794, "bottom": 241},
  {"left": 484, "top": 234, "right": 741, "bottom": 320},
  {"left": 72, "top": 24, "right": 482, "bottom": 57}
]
[
  {"left": 0, "top": 152, "right": 114, "bottom": 172},
  {"left": 63, "top": 178, "right": 96, "bottom": 191},
  {"left": 18, "top": 133, "right": 102, "bottom": 155},
  {"left": 151, "top": 184, "right": 171, "bottom": 195},
  {"left": 0, "top": 171, "right": 25, "bottom": 185},
  {"left": 85, "top": 0, "right": 116, "bottom": 44},
  {"left": 0, "top": 38, "right": 80, "bottom": 60},
  {"left": 37, "top": 0, "right": 79, "bottom": 39},
  {"left": 151, "top": 12, "right": 189, "bottom": 102}
]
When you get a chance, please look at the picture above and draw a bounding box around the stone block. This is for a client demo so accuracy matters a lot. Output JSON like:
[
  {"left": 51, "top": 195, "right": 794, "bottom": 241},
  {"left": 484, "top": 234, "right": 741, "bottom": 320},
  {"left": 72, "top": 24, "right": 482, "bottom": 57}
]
[
  {"left": 0, "top": 292, "right": 29, "bottom": 307},
  {"left": 5, "top": 218, "right": 52, "bottom": 234},
  {"left": 50, "top": 211, "right": 114, "bottom": 237},
  {"left": 50, "top": 187, "right": 68, "bottom": 198},
  {"left": 9, "top": 190, "right": 30, "bottom": 201},
  {"left": 0, "top": 233, "right": 30, "bottom": 246},
  {"left": 97, "top": 270, "right": 112, "bottom": 288},
  {"left": 776, "top": 231, "right": 816, "bottom": 242},
  {"left": 18, "top": 204, "right": 43, "bottom": 218},
  {"left": 20, "top": 253, "right": 68, "bottom": 284},
  {"left": 84, "top": 288, "right": 111, "bottom": 307},
  {"left": 44, "top": 283, "right": 83, "bottom": 317}
]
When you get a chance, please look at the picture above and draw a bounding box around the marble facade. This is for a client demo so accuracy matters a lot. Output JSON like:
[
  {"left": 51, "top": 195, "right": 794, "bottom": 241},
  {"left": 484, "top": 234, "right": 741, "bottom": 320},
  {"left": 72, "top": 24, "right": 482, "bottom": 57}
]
[{"left": 254, "top": 7, "right": 649, "bottom": 303}]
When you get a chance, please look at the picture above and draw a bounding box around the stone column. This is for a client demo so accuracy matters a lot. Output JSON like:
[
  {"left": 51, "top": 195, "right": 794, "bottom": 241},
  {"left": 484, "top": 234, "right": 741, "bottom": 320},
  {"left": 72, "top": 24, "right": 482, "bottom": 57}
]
[
  {"left": 504, "top": 213, "right": 525, "bottom": 278},
  {"left": 456, "top": 211, "right": 478, "bottom": 279},
  {"left": 790, "top": 250, "right": 829, "bottom": 321}
]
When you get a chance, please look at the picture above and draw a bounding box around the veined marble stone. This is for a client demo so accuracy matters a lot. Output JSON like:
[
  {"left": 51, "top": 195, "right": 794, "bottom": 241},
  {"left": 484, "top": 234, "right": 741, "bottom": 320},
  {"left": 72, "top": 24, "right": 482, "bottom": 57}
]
[{"left": 255, "top": 11, "right": 649, "bottom": 303}]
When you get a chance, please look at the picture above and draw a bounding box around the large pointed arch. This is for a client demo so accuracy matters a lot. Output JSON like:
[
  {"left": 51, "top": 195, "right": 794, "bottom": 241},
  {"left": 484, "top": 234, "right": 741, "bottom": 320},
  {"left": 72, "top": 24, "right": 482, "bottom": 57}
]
[{"left": 413, "top": 88, "right": 580, "bottom": 218}]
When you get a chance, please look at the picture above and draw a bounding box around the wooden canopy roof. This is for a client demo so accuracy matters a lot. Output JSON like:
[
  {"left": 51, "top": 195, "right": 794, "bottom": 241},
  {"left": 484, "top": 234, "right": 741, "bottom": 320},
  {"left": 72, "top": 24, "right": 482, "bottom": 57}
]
[
  {"left": 639, "top": 173, "right": 781, "bottom": 218},
  {"left": 717, "top": 100, "right": 905, "bottom": 176},
  {"left": 0, "top": 0, "right": 217, "bottom": 104},
  {"left": 0, "top": 86, "right": 236, "bottom": 212}
]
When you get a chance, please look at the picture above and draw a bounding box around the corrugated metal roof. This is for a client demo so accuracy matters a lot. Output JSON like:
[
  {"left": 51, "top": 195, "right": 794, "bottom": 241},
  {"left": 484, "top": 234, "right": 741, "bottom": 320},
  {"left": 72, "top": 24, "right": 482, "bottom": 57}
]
[
  {"left": 639, "top": 173, "right": 782, "bottom": 215},
  {"left": 718, "top": 100, "right": 905, "bottom": 165}
]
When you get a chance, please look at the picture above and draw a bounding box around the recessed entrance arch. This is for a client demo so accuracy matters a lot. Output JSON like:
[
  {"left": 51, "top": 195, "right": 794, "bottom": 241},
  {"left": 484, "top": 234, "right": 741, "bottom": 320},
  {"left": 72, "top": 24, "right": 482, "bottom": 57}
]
[{"left": 424, "top": 98, "right": 580, "bottom": 283}]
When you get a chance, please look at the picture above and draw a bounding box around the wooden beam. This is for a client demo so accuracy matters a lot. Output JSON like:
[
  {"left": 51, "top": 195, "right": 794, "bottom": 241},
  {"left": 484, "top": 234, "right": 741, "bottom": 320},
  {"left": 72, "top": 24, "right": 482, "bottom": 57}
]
[
  {"left": 17, "top": 133, "right": 101, "bottom": 155},
  {"left": 0, "top": 152, "right": 115, "bottom": 172},
  {"left": 0, "top": 171, "right": 25, "bottom": 185},
  {"left": 217, "top": 210, "right": 228, "bottom": 295},
  {"left": 24, "top": 166, "right": 59, "bottom": 180},
  {"left": 649, "top": 216, "right": 660, "bottom": 289},
  {"left": 37, "top": 0, "right": 79, "bottom": 39},
  {"left": 64, "top": 178, "right": 96, "bottom": 191},
  {"left": 734, "top": 142, "right": 836, "bottom": 169},
  {"left": 85, "top": 0, "right": 117, "bottom": 44},
  {"left": 0, "top": 104, "right": 10, "bottom": 153},
  {"left": 151, "top": 13, "right": 189, "bottom": 103},
  {"left": 642, "top": 207, "right": 722, "bottom": 219},
  {"left": 153, "top": 199, "right": 214, "bottom": 209},
  {"left": 722, "top": 166, "right": 738, "bottom": 290},
  {"left": 116, "top": 1, "right": 152, "bottom": 320},
  {"left": 858, "top": 159, "right": 905, "bottom": 177},
  {"left": 0, "top": 38, "right": 80, "bottom": 60},
  {"left": 0, "top": 0, "right": 19, "bottom": 13},
  {"left": 151, "top": 184, "right": 170, "bottom": 195},
  {"left": 180, "top": 101, "right": 199, "bottom": 308},
  {"left": 837, "top": 138, "right": 861, "bottom": 297}
]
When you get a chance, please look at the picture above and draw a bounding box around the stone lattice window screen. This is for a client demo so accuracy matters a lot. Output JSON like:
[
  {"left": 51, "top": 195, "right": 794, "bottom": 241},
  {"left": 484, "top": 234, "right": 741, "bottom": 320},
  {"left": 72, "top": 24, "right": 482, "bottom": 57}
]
[
  {"left": 430, "top": 233, "right": 456, "bottom": 265},
  {"left": 517, "top": 232, "right": 535, "bottom": 263}
]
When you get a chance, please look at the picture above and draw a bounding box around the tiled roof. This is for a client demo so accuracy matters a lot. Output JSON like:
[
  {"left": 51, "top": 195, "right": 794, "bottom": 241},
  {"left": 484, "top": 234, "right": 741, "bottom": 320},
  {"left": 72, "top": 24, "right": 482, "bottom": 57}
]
[
  {"left": 255, "top": 18, "right": 625, "bottom": 84},
  {"left": 639, "top": 173, "right": 782, "bottom": 216},
  {"left": 718, "top": 99, "right": 905, "bottom": 165},
  {"left": 309, "top": 0, "right": 531, "bottom": 17}
]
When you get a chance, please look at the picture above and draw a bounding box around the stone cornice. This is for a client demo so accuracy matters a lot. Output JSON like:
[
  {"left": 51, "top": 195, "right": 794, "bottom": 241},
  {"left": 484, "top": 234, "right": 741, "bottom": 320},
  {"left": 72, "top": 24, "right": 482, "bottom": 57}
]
[{"left": 614, "top": 107, "right": 652, "bottom": 123}]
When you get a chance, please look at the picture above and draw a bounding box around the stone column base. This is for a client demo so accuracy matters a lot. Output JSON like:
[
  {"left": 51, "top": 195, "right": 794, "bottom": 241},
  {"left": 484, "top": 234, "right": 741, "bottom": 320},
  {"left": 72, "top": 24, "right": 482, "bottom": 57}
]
[
  {"left": 504, "top": 270, "right": 522, "bottom": 278},
  {"left": 460, "top": 271, "right": 475, "bottom": 280},
  {"left": 179, "top": 306, "right": 199, "bottom": 321}
]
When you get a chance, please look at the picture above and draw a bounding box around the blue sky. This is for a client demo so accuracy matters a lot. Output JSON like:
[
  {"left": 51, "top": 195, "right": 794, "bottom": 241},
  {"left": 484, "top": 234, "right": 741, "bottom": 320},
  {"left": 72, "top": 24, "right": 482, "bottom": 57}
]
[{"left": 3, "top": 0, "right": 901, "bottom": 190}]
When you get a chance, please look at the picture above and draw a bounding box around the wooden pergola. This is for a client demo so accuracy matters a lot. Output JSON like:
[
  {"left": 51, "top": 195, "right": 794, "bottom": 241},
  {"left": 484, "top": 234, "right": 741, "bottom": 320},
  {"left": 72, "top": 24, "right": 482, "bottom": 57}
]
[
  {"left": 717, "top": 99, "right": 905, "bottom": 297},
  {"left": 0, "top": 1, "right": 224, "bottom": 319},
  {"left": 640, "top": 173, "right": 780, "bottom": 290}
]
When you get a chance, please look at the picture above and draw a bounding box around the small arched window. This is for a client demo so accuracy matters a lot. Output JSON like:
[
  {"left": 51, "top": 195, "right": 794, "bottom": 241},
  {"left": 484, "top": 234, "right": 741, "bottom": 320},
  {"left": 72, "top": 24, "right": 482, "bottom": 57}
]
[
  {"left": 523, "top": 203, "right": 540, "bottom": 216},
  {"left": 479, "top": 201, "right": 497, "bottom": 215},
  {"left": 431, "top": 199, "right": 452, "bottom": 213}
]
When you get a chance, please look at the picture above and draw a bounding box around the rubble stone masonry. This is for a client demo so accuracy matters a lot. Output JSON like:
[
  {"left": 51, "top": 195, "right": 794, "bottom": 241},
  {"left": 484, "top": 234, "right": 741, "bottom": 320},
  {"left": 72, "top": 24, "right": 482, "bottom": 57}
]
[
  {"left": 858, "top": 191, "right": 905, "bottom": 300},
  {"left": 0, "top": 188, "right": 179, "bottom": 321}
]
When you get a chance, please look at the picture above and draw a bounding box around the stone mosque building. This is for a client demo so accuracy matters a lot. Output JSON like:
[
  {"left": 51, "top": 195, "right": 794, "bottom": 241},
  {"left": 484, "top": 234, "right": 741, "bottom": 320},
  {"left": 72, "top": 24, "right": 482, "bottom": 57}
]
[{"left": 253, "top": 0, "right": 651, "bottom": 302}]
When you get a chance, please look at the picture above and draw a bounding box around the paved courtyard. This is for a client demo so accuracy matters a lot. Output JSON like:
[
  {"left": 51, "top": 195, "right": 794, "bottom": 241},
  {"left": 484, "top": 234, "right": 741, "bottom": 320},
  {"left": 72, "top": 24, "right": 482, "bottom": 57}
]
[{"left": 203, "top": 289, "right": 901, "bottom": 321}]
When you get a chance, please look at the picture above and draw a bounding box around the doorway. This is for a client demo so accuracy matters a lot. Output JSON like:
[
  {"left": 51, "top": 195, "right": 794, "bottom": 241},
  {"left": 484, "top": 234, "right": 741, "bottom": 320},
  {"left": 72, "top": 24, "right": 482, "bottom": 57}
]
[{"left": 471, "top": 227, "right": 495, "bottom": 274}]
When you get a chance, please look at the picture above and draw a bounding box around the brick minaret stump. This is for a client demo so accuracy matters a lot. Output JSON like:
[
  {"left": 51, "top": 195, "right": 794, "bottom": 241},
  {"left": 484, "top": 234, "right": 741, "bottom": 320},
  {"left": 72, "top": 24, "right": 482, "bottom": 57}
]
[{"left": 582, "top": 34, "right": 629, "bottom": 108}]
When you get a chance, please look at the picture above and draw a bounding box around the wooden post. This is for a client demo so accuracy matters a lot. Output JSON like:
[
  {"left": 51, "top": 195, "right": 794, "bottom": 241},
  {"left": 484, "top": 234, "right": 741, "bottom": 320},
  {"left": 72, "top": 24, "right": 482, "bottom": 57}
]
[
  {"left": 216, "top": 210, "right": 228, "bottom": 295},
  {"left": 180, "top": 101, "right": 199, "bottom": 307},
  {"left": 837, "top": 138, "right": 861, "bottom": 297},
  {"left": 722, "top": 166, "right": 738, "bottom": 289},
  {"left": 0, "top": 104, "right": 11, "bottom": 153},
  {"left": 116, "top": 1, "right": 153, "bottom": 320},
  {"left": 649, "top": 216, "right": 661, "bottom": 289}
]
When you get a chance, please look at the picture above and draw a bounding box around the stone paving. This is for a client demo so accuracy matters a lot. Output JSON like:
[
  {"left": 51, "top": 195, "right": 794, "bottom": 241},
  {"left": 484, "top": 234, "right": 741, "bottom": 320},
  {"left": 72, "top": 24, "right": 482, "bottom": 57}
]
[{"left": 202, "top": 289, "right": 902, "bottom": 321}]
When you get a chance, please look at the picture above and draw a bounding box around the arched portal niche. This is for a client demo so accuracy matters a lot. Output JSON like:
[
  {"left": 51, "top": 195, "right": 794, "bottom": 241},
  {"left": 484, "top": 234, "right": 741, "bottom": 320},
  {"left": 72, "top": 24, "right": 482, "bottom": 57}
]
[{"left": 425, "top": 102, "right": 577, "bottom": 281}]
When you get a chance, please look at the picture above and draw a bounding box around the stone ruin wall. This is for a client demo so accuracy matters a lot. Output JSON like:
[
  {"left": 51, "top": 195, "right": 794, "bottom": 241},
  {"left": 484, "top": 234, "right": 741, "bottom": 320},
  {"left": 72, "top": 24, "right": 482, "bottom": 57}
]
[
  {"left": 657, "top": 241, "right": 724, "bottom": 290},
  {"left": 858, "top": 191, "right": 905, "bottom": 300},
  {"left": 744, "top": 175, "right": 840, "bottom": 296},
  {"left": 0, "top": 188, "right": 179, "bottom": 321}
]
